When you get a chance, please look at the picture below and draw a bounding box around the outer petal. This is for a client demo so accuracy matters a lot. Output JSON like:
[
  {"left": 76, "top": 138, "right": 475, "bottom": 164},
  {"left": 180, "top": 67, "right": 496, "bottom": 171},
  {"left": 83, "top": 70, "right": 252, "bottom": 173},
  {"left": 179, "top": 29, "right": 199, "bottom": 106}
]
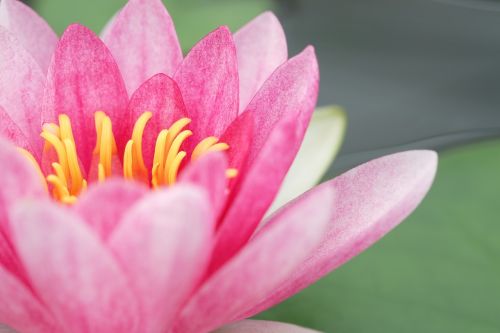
[
  {"left": 179, "top": 153, "right": 228, "bottom": 219},
  {"left": 73, "top": 179, "right": 148, "bottom": 241},
  {"left": 269, "top": 106, "right": 346, "bottom": 213},
  {"left": 215, "top": 320, "right": 319, "bottom": 333},
  {"left": 43, "top": 24, "right": 129, "bottom": 170},
  {"left": 0, "top": 138, "right": 46, "bottom": 236},
  {"left": 173, "top": 186, "right": 333, "bottom": 333},
  {"left": 0, "top": 138, "right": 46, "bottom": 283},
  {"left": 0, "top": 0, "right": 57, "bottom": 73},
  {"left": 211, "top": 47, "right": 319, "bottom": 270},
  {"left": 0, "top": 266, "right": 57, "bottom": 333},
  {"left": 174, "top": 27, "right": 239, "bottom": 142},
  {"left": 243, "top": 46, "right": 319, "bottom": 165},
  {"left": 102, "top": 0, "right": 183, "bottom": 94},
  {"left": 10, "top": 201, "right": 141, "bottom": 333},
  {"left": 109, "top": 185, "right": 213, "bottom": 333},
  {"left": 241, "top": 150, "right": 438, "bottom": 318},
  {"left": 0, "top": 27, "right": 46, "bottom": 151},
  {"left": 127, "top": 73, "right": 187, "bottom": 170},
  {"left": 234, "top": 12, "right": 287, "bottom": 112}
]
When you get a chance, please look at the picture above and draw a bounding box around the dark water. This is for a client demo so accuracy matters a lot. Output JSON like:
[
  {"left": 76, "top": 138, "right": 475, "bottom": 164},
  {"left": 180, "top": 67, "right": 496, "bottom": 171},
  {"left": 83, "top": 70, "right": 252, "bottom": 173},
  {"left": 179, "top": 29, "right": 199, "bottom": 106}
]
[{"left": 275, "top": 0, "right": 500, "bottom": 173}]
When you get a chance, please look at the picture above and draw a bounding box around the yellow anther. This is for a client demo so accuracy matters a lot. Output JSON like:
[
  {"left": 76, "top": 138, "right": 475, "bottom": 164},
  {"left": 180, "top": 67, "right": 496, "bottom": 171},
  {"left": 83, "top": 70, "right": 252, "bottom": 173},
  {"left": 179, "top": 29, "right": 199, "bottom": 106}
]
[
  {"left": 63, "top": 139, "right": 83, "bottom": 194},
  {"left": 58, "top": 114, "right": 75, "bottom": 143},
  {"left": 94, "top": 111, "right": 117, "bottom": 155},
  {"left": 42, "top": 123, "right": 60, "bottom": 152},
  {"left": 17, "top": 148, "right": 48, "bottom": 192},
  {"left": 151, "top": 163, "right": 160, "bottom": 188},
  {"left": 164, "top": 130, "right": 192, "bottom": 176},
  {"left": 165, "top": 118, "right": 191, "bottom": 152},
  {"left": 226, "top": 168, "right": 239, "bottom": 179},
  {"left": 41, "top": 131, "right": 68, "bottom": 178},
  {"left": 152, "top": 129, "right": 168, "bottom": 183},
  {"left": 123, "top": 140, "right": 134, "bottom": 180},
  {"left": 94, "top": 111, "right": 105, "bottom": 154},
  {"left": 208, "top": 142, "right": 230, "bottom": 152},
  {"left": 167, "top": 151, "right": 186, "bottom": 185},
  {"left": 131, "top": 111, "right": 152, "bottom": 178},
  {"left": 191, "top": 136, "right": 219, "bottom": 161},
  {"left": 98, "top": 163, "right": 106, "bottom": 182},
  {"left": 51, "top": 162, "right": 67, "bottom": 188},
  {"left": 99, "top": 116, "right": 114, "bottom": 177},
  {"left": 61, "top": 195, "right": 77, "bottom": 205},
  {"left": 46, "top": 174, "right": 70, "bottom": 200}
]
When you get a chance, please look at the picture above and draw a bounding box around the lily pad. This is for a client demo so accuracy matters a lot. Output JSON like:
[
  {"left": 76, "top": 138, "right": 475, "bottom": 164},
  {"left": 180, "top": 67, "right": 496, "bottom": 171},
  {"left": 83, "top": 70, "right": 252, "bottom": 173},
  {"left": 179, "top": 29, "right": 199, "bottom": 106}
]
[
  {"left": 32, "top": 0, "right": 273, "bottom": 50},
  {"left": 258, "top": 139, "right": 500, "bottom": 332}
]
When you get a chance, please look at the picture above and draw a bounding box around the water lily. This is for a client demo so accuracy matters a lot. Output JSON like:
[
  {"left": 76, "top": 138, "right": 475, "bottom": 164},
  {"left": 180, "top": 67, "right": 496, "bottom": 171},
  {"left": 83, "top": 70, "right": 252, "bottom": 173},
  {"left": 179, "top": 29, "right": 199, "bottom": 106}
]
[{"left": 0, "top": 0, "right": 438, "bottom": 332}]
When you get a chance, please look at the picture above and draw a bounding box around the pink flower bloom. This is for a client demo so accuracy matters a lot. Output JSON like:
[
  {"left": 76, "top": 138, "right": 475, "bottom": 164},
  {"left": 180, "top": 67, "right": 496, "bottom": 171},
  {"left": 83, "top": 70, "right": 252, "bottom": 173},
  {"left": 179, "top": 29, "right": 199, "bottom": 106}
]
[{"left": 0, "top": 0, "right": 438, "bottom": 332}]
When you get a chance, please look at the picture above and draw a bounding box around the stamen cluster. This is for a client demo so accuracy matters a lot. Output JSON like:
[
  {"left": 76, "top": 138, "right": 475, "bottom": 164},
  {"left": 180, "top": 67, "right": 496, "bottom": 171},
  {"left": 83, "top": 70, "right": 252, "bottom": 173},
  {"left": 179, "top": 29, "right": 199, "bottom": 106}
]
[{"left": 20, "top": 112, "right": 237, "bottom": 203}]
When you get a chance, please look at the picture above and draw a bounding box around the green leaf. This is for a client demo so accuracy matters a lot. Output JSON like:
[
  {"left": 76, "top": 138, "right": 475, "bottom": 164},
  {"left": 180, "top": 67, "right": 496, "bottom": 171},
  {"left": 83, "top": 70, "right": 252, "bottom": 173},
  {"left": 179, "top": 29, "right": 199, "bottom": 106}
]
[
  {"left": 32, "top": 0, "right": 273, "bottom": 51},
  {"left": 258, "top": 139, "right": 500, "bottom": 332}
]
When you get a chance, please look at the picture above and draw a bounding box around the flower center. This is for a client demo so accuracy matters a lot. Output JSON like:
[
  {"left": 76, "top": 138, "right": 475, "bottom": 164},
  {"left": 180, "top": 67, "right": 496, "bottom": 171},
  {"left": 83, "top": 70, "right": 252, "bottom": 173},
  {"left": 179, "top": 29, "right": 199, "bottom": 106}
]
[{"left": 18, "top": 112, "right": 237, "bottom": 204}]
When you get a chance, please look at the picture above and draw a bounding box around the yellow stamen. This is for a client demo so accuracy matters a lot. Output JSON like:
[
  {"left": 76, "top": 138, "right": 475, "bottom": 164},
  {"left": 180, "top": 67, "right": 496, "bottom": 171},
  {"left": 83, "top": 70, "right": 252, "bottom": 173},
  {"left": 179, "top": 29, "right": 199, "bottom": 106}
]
[
  {"left": 42, "top": 123, "right": 60, "bottom": 152},
  {"left": 17, "top": 148, "right": 48, "bottom": 191},
  {"left": 167, "top": 151, "right": 186, "bottom": 185},
  {"left": 152, "top": 129, "right": 168, "bottom": 184},
  {"left": 191, "top": 136, "right": 219, "bottom": 161},
  {"left": 165, "top": 118, "right": 191, "bottom": 152},
  {"left": 131, "top": 112, "right": 152, "bottom": 179},
  {"left": 123, "top": 140, "right": 134, "bottom": 180},
  {"left": 59, "top": 114, "right": 75, "bottom": 143},
  {"left": 164, "top": 130, "right": 192, "bottom": 177},
  {"left": 51, "top": 162, "right": 67, "bottom": 188},
  {"left": 41, "top": 132, "right": 68, "bottom": 178},
  {"left": 226, "top": 168, "right": 239, "bottom": 179},
  {"left": 98, "top": 163, "right": 106, "bottom": 182},
  {"left": 46, "top": 174, "right": 70, "bottom": 199},
  {"left": 63, "top": 139, "right": 83, "bottom": 194}
]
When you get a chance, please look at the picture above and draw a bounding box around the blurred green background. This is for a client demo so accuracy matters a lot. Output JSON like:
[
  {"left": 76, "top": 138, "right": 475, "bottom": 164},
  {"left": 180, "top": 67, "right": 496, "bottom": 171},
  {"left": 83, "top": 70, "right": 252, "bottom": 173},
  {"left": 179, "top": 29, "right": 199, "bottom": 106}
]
[{"left": 27, "top": 0, "right": 500, "bottom": 332}]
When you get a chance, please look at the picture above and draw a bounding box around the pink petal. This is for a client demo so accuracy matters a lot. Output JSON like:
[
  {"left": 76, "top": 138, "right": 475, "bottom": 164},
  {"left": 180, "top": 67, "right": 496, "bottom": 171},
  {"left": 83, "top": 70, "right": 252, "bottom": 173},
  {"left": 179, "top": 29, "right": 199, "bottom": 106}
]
[
  {"left": 0, "top": 138, "right": 46, "bottom": 284},
  {"left": 0, "top": 27, "right": 46, "bottom": 151},
  {"left": 211, "top": 47, "right": 319, "bottom": 270},
  {"left": 0, "top": 266, "right": 57, "bottom": 333},
  {"left": 10, "top": 201, "right": 141, "bottom": 333},
  {"left": 0, "top": 0, "right": 57, "bottom": 73},
  {"left": 0, "top": 105, "right": 33, "bottom": 153},
  {"left": 73, "top": 179, "right": 148, "bottom": 241},
  {"left": 174, "top": 27, "right": 239, "bottom": 142},
  {"left": 241, "top": 150, "right": 438, "bottom": 318},
  {"left": 109, "top": 185, "right": 214, "bottom": 333},
  {"left": 173, "top": 186, "right": 333, "bottom": 333},
  {"left": 234, "top": 12, "right": 287, "bottom": 112},
  {"left": 243, "top": 46, "right": 319, "bottom": 165},
  {"left": 210, "top": 116, "right": 302, "bottom": 272},
  {"left": 0, "top": 138, "right": 46, "bottom": 236},
  {"left": 215, "top": 320, "right": 319, "bottom": 333},
  {"left": 102, "top": 0, "right": 183, "bottom": 94},
  {"left": 127, "top": 73, "right": 187, "bottom": 170},
  {"left": 219, "top": 111, "right": 253, "bottom": 193},
  {"left": 43, "top": 24, "right": 129, "bottom": 171},
  {"left": 179, "top": 153, "right": 228, "bottom": 220}
]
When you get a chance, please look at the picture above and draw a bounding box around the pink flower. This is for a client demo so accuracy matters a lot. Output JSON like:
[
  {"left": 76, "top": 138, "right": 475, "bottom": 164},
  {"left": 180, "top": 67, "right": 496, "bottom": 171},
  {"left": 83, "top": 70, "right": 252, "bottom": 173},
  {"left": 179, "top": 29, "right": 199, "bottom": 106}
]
[{"left": 0, "top": 0, "right": 438, "bottom": 332}]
